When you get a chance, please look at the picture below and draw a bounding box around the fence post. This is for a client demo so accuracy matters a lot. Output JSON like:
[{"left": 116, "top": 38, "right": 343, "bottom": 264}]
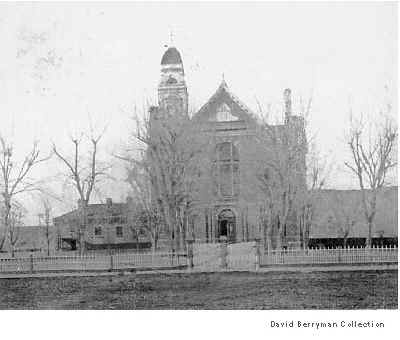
[{"left": 30, "top": 254, "right": 34, "bottom": 273}]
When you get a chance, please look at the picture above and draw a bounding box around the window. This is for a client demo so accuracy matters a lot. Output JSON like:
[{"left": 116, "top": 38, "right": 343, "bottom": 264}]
[
  {"left": 214, "top": 142, "right": 240, "bottom": 197},
  {"left": 215, "top": 103, "right": 238, "bottom": 122},
  {"left": 87, "top": 214, "right": 95, "bottom": 225},
  {"left": 110, "top": 213, "right": 121, "bottom": 224},
  {"left": 163, "top": 95, "right": 183, "bottom": 115},
  {"left": 116, "top": 226, "right": 123, "bottom": 238},
  {"left": 94, "top": 226, "right": 102, "bottom": 236},
  {"left": 166, "top": 75, "right": 177, "bottom": 84},
  {"left": 220, "top": 164, "right": 231, "bottom": 196}
]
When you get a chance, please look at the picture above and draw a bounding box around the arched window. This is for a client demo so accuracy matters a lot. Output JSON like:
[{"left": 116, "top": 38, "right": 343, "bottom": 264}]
[
  {"left": 213, "top": 142, "right": 240, "bottom": 197},
  {"left": 162, "top": 95, "right": 183, "bottom": 115},
  {"left": 166, "top": 75, "right": 177, "bottom": 85}
]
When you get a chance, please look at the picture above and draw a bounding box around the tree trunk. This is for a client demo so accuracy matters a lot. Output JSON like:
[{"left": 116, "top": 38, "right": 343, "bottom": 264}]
[
  {"left": 79, "top": 203, "right": 88, "bottom": 255},
  {"left": 275, "top": 215, "right": 286, "bottom": 250},
  {"left": 0, "top": 235, "right": 6, "bottom": 252},
  {"left": 154, "top": 232, "right": 158, "bottom": 252},
  {"left": 276, "top": 218, "right": 282, "bottom": 250},
  {"left": 367, "top": 218, "right": 373, "bottom": 248},
  {"left": 175, "top": 226, "right": 181, "bottom": 251},
  {"left": 304, "top": 222, "right": 310, "bottom": 249},
  {"left": 276, "top": 233, "right": 282, "bottom": 250},
  {"left": 262, "top": 220, "right": 267, "bottom": 251},
  {"left": 151, "top": 232, "right": 157, "bottom": 253},
  {"left": 170, "top": 229, "right": 175, "bottom": 254},
  {"left": 46, "top": 226, "right": 50, "bottom": 256},
  {"left": 2, "top": 197, "right": 11, "bottom": 253},
  {"left": 169, "top": 212, "right": 178, "bottom": 253}
]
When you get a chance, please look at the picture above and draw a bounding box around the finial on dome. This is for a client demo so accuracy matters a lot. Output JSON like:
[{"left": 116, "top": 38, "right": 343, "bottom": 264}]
[
  {"left": 219, "top": 73, "right": 228, "bottom": 88},
  {"left": 169, "top": 28, "right": 175, "bottom": 46}
]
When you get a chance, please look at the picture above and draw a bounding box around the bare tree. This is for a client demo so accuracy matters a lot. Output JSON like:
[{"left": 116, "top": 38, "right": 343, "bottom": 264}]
[
  {"left": 256, "top": 120, "right": 307, "bottom": 249},
  {"left": 0, "top": 136, "right": 49, "bottom": 251},
  {"left": 344, "top": 112, "right": 397, "bottom": 247},
  {"left": 39, "top": 197, "right": 52, "bottom": 256},
  {"left": 7, "top": 204, "right": 25, "bottom": 257},
  {"left": 256, "top": 90, "right": 333, "bottom": 251},
  {"left": 327, "top": 191, "right": 360, "bottom": 247},
  {"left": 121, "top": 105, "right": 207, "bottom": 253},
  {"left": 298, "top": 143, "right": 331, "bottom": 249},
  {"left": 125, "top": 161, "right": 162, "bottom": 252},
  {"left": 52, "top": 127, "right": 110, "bottom": 254},
  {"left": 255, "top": 90, "right": 308, "bottom": 250}
]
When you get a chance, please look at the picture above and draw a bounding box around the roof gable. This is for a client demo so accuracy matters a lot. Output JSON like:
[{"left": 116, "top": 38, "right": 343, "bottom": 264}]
[{"left": 193, "top": 81, "right": 257, "bottom": 124}]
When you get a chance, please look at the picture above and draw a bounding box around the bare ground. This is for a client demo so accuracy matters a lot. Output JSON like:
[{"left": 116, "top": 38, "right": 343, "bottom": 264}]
[{"left": 0, "top": 270, "right": 397, "bottom": 309}]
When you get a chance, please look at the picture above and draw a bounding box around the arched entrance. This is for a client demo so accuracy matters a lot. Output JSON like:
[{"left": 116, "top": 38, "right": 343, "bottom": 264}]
[{"left": 218, "top": 209, "right": 236, "bottom": 243}]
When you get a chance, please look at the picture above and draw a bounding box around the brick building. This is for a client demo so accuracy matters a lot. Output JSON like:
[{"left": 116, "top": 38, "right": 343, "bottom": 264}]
[{"left": 149, "top": 46, "right": 307, "bottom": 248}]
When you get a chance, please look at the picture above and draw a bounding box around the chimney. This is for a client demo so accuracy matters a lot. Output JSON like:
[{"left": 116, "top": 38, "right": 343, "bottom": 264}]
[
  {"left": 106, "top": 198, "right": 112, "bottom": 207},
  {"left": 284, "top": 88, "right": 292, "bottom": 123}
]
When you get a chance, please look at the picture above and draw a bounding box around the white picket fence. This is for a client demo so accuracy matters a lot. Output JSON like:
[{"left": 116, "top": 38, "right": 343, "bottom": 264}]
[
  {"left": 0, "top": 245, "right": 397, "bottom": 273},
  {"left": 261, "top": 246, "right": 398, "bottom": 266},
  {"left": 0, "top": 252, "right": 187, "bottom": 273}
]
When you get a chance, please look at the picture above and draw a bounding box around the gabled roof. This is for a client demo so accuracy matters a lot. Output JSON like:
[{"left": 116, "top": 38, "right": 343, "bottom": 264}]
[{"left": 194, "top": 80, "right": 258, "bottom": 123}]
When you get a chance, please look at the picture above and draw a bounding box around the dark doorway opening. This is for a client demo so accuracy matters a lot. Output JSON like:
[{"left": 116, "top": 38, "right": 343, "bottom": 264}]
[
  {"left": 220, "top": 220, "right": 228, "bottom": 237},
  {"left": 217, "top": 209, "right": 236, "bottom": 243}
]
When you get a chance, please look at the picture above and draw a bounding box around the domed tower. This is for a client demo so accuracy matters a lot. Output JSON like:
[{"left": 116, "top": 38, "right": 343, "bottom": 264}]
[{"left": 158, "top": 46, "right": 188, "bottom": 116}]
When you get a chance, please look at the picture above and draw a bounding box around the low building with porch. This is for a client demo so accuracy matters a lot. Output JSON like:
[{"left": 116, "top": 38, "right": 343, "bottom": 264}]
[
  {"left": 309, "top": 186, "right": 398, "bottom": 248},
  {"left": 53, "top": 198, "right": 152, "bottom": 251}
]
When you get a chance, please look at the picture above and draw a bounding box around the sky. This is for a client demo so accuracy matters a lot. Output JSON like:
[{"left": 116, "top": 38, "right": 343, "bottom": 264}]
[{"left": 0, "top": 2, "right": 397, "bottom": 223}]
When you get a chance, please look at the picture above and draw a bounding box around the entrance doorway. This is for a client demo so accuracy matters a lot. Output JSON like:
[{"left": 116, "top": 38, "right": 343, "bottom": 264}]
[{"left": 217, "top": 209, "right": 236, "bottom": 243}]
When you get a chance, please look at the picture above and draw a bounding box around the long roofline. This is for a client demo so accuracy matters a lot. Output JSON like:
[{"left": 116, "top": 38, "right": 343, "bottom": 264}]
[{"left": 53, "top": 202, "right": 127, "bottom": 221}]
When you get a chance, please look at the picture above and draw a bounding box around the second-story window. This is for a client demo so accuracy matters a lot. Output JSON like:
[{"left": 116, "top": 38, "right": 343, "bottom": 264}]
[
  {"left": 116, "top": 226, "right": 123, "bottom": 238},
  {"left": 213, "top": 142, "right": 240, "bottom": 197},
  {"left": 110, "top": 213, "right": 121, "bottom": 224}
]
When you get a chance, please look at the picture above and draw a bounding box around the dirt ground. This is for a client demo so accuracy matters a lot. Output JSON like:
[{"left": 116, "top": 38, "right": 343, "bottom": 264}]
[{"left": 0, "top": 270, "right": 397, "bottom": 309}]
